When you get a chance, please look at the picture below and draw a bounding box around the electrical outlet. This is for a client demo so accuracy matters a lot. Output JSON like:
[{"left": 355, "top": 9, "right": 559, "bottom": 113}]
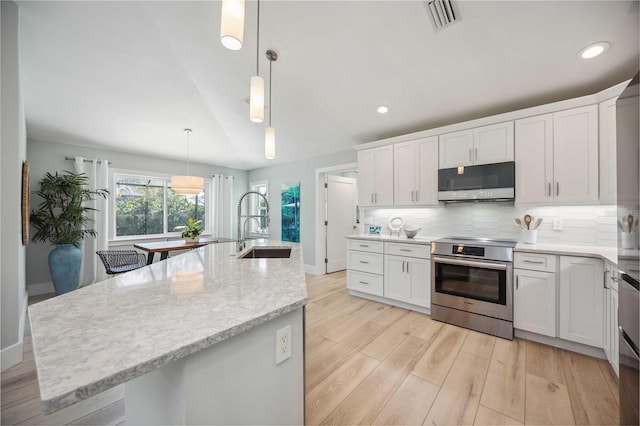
[
  {"left": 553, "top": 217, "right": 563, "bottom": 230},
  {"left": 275, "top": 326, "right": 292, "bottom": 364}
]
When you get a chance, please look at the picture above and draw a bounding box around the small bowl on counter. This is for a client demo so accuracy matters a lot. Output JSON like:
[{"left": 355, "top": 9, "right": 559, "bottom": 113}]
[{"left": 402, "top": 227, "right": 421, "bottom": 239}]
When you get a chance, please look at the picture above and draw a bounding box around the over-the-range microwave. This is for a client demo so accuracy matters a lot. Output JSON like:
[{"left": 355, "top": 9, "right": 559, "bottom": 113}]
[{"left": 437, "top": 161, "right": 515, "bottom": 202}]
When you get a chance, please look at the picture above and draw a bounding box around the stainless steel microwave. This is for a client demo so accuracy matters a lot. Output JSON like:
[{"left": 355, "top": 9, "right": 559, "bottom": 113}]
[{"left": 437, "top": 161, "right": 515, "bottom": 202}]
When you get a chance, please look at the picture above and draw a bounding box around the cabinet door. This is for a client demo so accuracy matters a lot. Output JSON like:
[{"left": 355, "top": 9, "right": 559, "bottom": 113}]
[
  {"left": 559, "top": 256, "right": 604, "bottom": 347},
  {"left": 553, "top": 105, "right": 599, "bottom": 203},
  {"left": 407, "top": 258, "right": 430, "bottom": 308},
  {"left": 473, "top": 121, "right": 514, "bottom": 165},
  {"left": 415, "top": 137, "right": 439, "bottom": 206},
  {"left": 514, "top": 269, "right": 556, "bottom": 337},
  {"left": 599, "top": 98, "right": 617, "bottom": 204},
  {"left": 439, "top": 129, "right": 473, "bottom": 168},
  {"left": 611, "top": 287, "right": 619, "bottom": 376},
  {"left": 515, "top": 114, "right": 553, "bottom": 204},
  {"left": 384, "top": 255, "right": 411, "bottom": 302},
  {"left": 394, "top": 141, "right": 416, "bottom": 205},
  {"left": 357, "top": 149, "right": 375, "bottom": 207},
  {"left": 604, "top": 286, "right": 611, "bottom": 362},
  {"left": 374, "top": 146, "right": 394, "bottom": 206}
]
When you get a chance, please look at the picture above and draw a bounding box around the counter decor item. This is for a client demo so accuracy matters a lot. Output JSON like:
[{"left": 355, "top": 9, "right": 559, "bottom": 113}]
[
  {"left": 30, "top": 171, "right": 109, "bottom": 295},
  {"left": 174, "top": 216, "right": 203, "bottom": 243},
  {"left": 388, "top": 217, "right": 404, "bottom": 236},
  {"left": 368, "top": 226, "right": 381, "bottom": 235},
  {"left": 619, "top": 214, "right": 638, "bottom": 249},
  {"left": 402, "top": 225, "right": 421, "bottom": 239},
  {"left": 514, "top": 214, "right": 542, "bottom": 244}
]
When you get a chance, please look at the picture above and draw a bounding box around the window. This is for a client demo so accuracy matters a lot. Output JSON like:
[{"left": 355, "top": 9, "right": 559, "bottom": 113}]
[
  {"left": 113, "top": 173, "right": 208, "bottom": 238},
  {"left": 248, "top": 180, "right": 269, "bottom": 236}
]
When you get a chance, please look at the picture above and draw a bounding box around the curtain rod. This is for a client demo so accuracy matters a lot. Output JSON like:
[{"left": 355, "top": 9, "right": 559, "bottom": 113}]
[{"left": 64, "top": 156, "right": 111, "bottom": 165}]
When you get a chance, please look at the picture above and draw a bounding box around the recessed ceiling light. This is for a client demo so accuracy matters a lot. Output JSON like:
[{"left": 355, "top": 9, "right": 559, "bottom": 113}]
[
  {"left": 377, "top": 105, "right": 389, "bottom": 114},
  {"left": 579, "top": 41, "right": 611, "bottom": 59}
]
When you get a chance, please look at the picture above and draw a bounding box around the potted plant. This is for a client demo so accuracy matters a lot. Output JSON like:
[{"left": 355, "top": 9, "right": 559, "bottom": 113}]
[
  {"left": 30, "top": 171, "right": 108, "bottom": 295},
  {"left": 175, "top": 217, "right": 203, "bottom": 243}
]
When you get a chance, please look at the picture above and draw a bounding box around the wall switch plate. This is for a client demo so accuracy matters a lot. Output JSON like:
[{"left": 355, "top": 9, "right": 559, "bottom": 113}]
[
  {"left": 275, "top": 326, "right": 292, "bottom": 364},
  {"left": 553, "top": 218, "right": 563, "bottom": 230}
]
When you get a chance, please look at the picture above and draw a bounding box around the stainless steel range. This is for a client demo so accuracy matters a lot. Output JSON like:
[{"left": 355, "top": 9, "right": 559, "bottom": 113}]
[{"left": 431, "top": 237, "right": 516, "bottom": 340}]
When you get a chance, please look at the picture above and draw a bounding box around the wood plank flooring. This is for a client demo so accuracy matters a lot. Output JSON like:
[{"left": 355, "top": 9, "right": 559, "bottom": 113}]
[{"left": 1, "top": 271, "right": 620, "bottom": 425}]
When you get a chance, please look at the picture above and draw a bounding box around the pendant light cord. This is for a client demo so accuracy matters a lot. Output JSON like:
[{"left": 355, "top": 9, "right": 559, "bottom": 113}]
[
  {"left": 269, "top": 58, "right": 272, "bottom": 126},
  {"left": 256, "top": 0, "right": 260, "bottom": 76}
]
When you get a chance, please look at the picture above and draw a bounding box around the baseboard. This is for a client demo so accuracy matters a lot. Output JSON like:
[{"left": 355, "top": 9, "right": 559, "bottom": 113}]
[
  {"left": 304, "top": 264, "right": 324, "bottom": 275},
  {"left": 348, "top": 290, "right": 431, "bottom": 315},
  {"left": 514, "top": 329, "right": 606, "bottom": 360},
  {"left": 28, "top": 281, "right": 55, "bottom": 296},
  {"left": 1, "top": 294, "right": 27, "bottom": 371}
]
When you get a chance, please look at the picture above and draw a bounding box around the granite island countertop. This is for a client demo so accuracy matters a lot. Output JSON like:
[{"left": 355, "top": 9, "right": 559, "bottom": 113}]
[{"left": 28, "top": 239, "right": 307, "bottom": 414}]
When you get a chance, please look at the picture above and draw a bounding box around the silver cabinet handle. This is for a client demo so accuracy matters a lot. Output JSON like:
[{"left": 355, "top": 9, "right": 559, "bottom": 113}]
[
  {"left": 474, "top": 148, "right": 478, "bottom": 161},
  {"left": 411, "top": 191, "right": 414, "bottom": 202},
  {"left": 516, "top": 275, "right": 519, "bottom": 289},
  {"left": 359, "top": 260, "right": 369, "bottom": 264},
  {"left": 415, "top": 191, "right": 419, "bottom": 202},
  {"left": 375, "top": 193, "right": 378, "bottom": 203},
  {"left": 402, "top": 260, "right": 405, "bottom": 273},
  {"left": 468, "top": 149, "right": 472, "bottom": 161},
  {"left": 523, "top": 260, "right": 544, "bottom": 264},
  {"left": 407, "top": 262, "right": 410, "bottom": 273},
  {"left": 548, "top": 183, "right": 551, "bottom": 197},
  {"left": 371, "top": 193, "right": 373, "bottom": 203},
  {"left": 359, "top": 244, "right": 369, "bottom": 248},
  {"left": 400, "top": 248, "right": 412, "bottom": 252},
  {"left": 359, "top": 281, "right": 369, "bottom": 285},
  {"left": 556, "top": 182, "right": 559, "bottom": 197},
  {"left": 604, "top": 270, "right": 609, "bottom": 289}
]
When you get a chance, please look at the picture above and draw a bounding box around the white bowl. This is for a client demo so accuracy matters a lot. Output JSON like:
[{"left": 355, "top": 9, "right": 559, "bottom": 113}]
[{"left": 402, "top": 227, "right": 421, "bottom": 239}]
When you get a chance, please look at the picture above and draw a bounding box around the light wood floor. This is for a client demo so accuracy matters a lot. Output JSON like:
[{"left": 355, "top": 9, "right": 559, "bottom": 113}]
[{"left": 2, "top": 271, "right": 619, "bottom": 425}]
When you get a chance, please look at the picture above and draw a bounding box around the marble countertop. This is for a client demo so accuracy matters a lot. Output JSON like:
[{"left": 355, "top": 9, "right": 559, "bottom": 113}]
[
  {"left": 28, "top": 239, "right": 307, "bottom": 414},
  {"left": 514, "top": 243, "right": 618, "bottom": 264},
  {"left": 346, "top": 234, "right": 441, "bottom": 244}
]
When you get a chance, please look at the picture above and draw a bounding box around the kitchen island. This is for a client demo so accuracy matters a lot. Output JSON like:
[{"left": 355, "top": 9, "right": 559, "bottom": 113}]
[{"left": 28, "top": 239, "right": 307, "bottom": 424}]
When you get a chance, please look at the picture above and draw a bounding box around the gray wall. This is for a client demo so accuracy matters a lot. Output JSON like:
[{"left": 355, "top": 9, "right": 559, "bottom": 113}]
[
  {"left": 26, "top": 139, "right": 249, "bottom": 290},
  {"left": 1, "top": 1, "right": 28, "bottom": 361},
  {"left": 248, "top": 150, "right": 357, "bottom": 269}
]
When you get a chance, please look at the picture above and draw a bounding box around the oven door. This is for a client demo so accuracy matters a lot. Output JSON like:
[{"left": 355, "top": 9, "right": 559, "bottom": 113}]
[{"left": 431, "top": 255, "right": 513, "bottom": 321}]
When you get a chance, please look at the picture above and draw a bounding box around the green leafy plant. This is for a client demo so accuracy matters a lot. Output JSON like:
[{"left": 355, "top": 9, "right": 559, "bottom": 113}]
[
  {"left": 174, "top": 216, "right": 203, "bottom": 239},
  {"left": 30, "top": 171, "right": 109, "bottom": 247}
]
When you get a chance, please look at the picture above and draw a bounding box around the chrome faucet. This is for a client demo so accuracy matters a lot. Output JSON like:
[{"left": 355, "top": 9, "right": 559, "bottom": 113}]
[{"left": 237, "top": 191, "right": 270, "bottom": 252}]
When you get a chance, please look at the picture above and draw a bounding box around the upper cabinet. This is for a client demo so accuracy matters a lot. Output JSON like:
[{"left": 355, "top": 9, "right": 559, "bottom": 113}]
[
  {"left": 358, "top": 146, "right": 394, "bottom": 207},
  {"left": 515, "top": 105, "right": 598, "bottom": 204},
  {"left": 439, "top": 121, "right": 514, "bottom": 168},
  {"left": 394, "top": 137, "right": 438, "bottom": 206},
  {"left": 599, "top": 98, "right": 617, "bottom": 204}
]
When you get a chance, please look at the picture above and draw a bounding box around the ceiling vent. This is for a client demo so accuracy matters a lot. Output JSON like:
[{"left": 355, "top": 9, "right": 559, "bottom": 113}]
[{"left": 425, "top": 0, "right": 459, "bottom": 32}]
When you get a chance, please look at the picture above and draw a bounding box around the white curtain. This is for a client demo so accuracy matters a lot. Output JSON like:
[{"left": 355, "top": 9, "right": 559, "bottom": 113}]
[
  {"left": 74, "top": 157, "right": 109, "bottom": 285},
  {"left": 211, "top": 174, "right": 234, "bottom": 238}
]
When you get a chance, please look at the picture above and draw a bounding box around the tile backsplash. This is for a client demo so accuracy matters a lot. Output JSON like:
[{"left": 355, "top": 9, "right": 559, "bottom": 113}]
[{"left": 363, "top": 203, "right": 618, "bottom": 247}]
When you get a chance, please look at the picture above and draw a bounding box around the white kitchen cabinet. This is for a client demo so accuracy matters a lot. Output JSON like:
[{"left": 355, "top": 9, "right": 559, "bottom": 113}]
[
  {"left": 559, "top": 256, "right": 604, "bottom": 348},
  {"left": 514, "top": 268, "right": 557, "bottom": 337},
  {"left": 347, "top": 240, "right": 384, "bottom": 297},
  {"left": 358, "top": 146, "right": 394, "bottom": 207},
  {"left": 599, "top": 98, "right": 617, "bottom": 205},
  {"left": 394, "top": 137, "right": 438, "bottom": 206},
  {"left": 515, "top": 105, "right": 598, "bottom": 204},
  {"left": 603, "top": 261, "right": 619, "bottom": 376},
  {"left": 439, "top": 121, "right": 513, "bottom": 168},
  {"left": 383, "top": 242, "right": 430, "bottom": 308}
]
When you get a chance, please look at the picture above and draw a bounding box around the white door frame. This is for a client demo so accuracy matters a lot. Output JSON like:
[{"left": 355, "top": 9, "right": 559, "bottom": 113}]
[{"left": 313, "top": 162, "right": 358, "bottom": 276}]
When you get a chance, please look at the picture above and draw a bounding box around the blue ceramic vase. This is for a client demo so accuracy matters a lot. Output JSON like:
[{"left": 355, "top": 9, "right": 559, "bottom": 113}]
[{"left": 48, "top": 244, "right": 82, "bottom": 295}]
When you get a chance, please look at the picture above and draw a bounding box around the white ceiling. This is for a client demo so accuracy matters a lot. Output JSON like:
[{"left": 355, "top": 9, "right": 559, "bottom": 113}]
[{"left": 18, "top": 1, "right": 639, "bottom": 171}]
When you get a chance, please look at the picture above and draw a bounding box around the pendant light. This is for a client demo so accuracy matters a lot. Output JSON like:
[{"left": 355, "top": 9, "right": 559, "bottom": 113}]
[
  {"left": 220, "top": 0, "right": 245, "bottom": 51},
  {"left": 249, "top": 0, "right": 264, "bottom": 123},
  {"left": 171, "top": 129, "right": 204, "bottom": 195},
  {"left": 265, "top": 50, "right": 278, "bottom": 159}
]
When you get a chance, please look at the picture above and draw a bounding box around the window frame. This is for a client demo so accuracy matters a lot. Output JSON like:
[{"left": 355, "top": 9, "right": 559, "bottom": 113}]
[
  {"left": 248, "top": 180, "right": 269, "bottom": 238},
  {"left": 110, "top": 169, "right": 212, "bottom": 242}
]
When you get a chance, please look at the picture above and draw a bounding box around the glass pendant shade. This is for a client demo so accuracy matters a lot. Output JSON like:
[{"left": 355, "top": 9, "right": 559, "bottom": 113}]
[
  {"left": 265, "top": 127, "right": 275, "bottom": 159},
  {"left": 220, "top": 0, "right": 245, "bottom": 51},
  {"left": 171, "top": 175, "right": 204, "bottom": 195},
  {"left": 249, "top": 76, "right": 265, "bottom": 123}
]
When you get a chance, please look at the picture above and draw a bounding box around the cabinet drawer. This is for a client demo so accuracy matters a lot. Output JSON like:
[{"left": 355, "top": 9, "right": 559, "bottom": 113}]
[
  {"left": 514, "top": 252, "right": 556, "bottom": 272},
  {"left": 347, "top": 239, "right": 384, "bottom": 253},
  {"left": 385, "top": 242, "right": 430, "bottom": 259},
  {"left": 347, "top": 251, "right": 383, "bottom": 274},
  {"left": 347, "top": 270, "right": 383, "bottom": 296}
]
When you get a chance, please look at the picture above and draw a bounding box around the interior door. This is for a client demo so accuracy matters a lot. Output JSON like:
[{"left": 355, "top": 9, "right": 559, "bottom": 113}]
[{"left": 326, "top": 175, "right": 357, "bottom": 273}]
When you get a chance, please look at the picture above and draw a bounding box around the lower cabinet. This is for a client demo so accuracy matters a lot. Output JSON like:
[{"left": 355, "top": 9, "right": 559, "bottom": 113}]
[
  {"left": 347, "top": 240, "right": 384, "bottom": 297},
  {"left": 603, "top": 262, "right": 619, "bottom": 377},
  {"left": 514, "top": 268, "right": 556, "bottom": 337},
  {"left": 559, "top": 256, "right": 604, "bottom": 348},
  {"left": 384, "top": 255, "right": 430, "bottom": 308}
]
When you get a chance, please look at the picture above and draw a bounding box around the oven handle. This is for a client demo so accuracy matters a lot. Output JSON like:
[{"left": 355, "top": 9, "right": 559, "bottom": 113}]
[{"left": 432, "top": 255, "right": 508, "bottom": 271}]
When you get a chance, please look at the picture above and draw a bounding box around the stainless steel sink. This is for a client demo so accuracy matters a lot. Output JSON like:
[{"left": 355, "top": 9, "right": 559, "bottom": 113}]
[{"left": 239, "top": 247, "right": 291, "bottom": 259}]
